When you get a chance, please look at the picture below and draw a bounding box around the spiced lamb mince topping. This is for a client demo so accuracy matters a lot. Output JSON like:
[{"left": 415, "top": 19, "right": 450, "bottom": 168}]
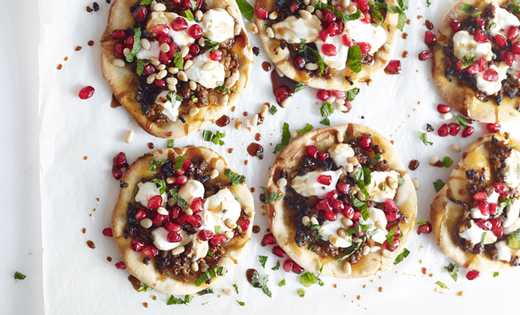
[
  {"left": 123, "top": 152, "right": 251, "bottom": 284},
  {"left": 456, "top": 135, "right": 520, "bottom": 266},
  {"left": 284, "top": 133, "right": 406, "bottom": 264},
  {"left": 256, "top": 0, "right": 392, "bottom": 77},
  {"left": 110, "top": 0, "right": 247, "bottom": 124},
  {"left": 443, "top": 1, "right": 520, "bottom": 102}
]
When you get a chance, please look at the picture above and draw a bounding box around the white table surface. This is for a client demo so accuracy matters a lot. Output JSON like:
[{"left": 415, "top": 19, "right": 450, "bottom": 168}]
[{"left": 1, "top": 0, "right": 43, "bottom": 314}]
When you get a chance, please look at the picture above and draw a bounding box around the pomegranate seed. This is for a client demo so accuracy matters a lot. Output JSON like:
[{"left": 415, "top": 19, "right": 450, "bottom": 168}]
[
  {"left": 472, "top": 191, "right": 487, "bottom": 201},
  {"left": 143, "top": 64, "right": 155, "bottom": 75},
  {"left": 321, "top": 43, "right": 337, "bottom": 57},
  {"left": 164, "top": 221, "right": 181, "bottom": 233},
  {"left": 135, "top": 209, "right": 147, "bottom": 220},
  {"left": 495, "top": 34, "right": 507, "bottom": 49},
  {"left": 437, "top": 124, "right": 450, "bottom": 137},
  {"left": 492, "top": 226, "right": 504, "bottom": 238},
  {"left": 344, "top": 100, "right": 352, "bottom": 111},
  {"left": 158, "top": 35, "right": 172, "bottom": 45},
  {"left": 167, "top": 231, "right": 182, "bottom": 242},
  {"left": 181, "top": 158, "right": 192, "bottom": 170},
  {"left": 477, "top": 202, "right": 490, "bottom": 217},
  {"left": 512, "top": 42, "right": 520, "bottom": 55},
  {"left": 316, "top": 90, "right": 330, "bottom": 101},
  {"left": 385, "top": 211, "right": 401, "bottom": 221},
  {"left": 437, "top": 104, "right": 452, "bottom": 114},
  {"left": 113, "top": 42, "right": 124, "bottom": 58},
  {"left": 352, "top": 211, "right": 361, "bottom": 221},
  {"left": 385, "top": 60, "right": 401, "bottom": 74},
  {"left": 133, "top": 6, "right": 147, "bottom": 21},
  {"left": 331, "top": 90, "right": 345, "bottom": 99},
  {"left": 455, "top": 61, "right": 463, "bottom": 71},
  {"left": 186, "top": 214, "right": 202, "bottom": 228},
  {"left": 112, "top": 168, "right": 123, "bottom": 180},
  {"left": 317, "top": 151, "right": 329, "bottom": 161},
  {"left": 325, "top": 189, "right": 339, "bottom": 201},
  {"left": 467, "top": 63, "right": 479, "bottom": 75},
  {"left": 115, "top": 261, "right": 126, "bottom": 269},
  {"left": 322, "top": 9, "right": 336, "bottom": 25},
  {"left": 262, "top": 233, "right": 276, "bottom": 245},
  {"left": 155, "top": 79, "right": 166, "bottom": 87},
  {"left": 79, "top": 86, "right": 95, "bottom": 100},
  {"left": 111, "top": 30, "right": 126, "bottom": 40},
  {"left": 240, "top": 219, "right": 250, "bottom": 231},
  {"left": 506, "top": 25, "right": 519, "bottom": 41},
  {"left": 489, "top": 203, "right": 498, "bottom": 216},
  {"left": 168, "top": 43, "right": 179, "bottom": 58},
  {"left": 359, "top": 134, "right": 372, "bottom": 150},
  {"left": 175, "top": 175, "right": 188, "bottom": 185},
  {"left": 317, "top": 175, "right": 332, "bottom": 185},
  {"left": 462, "top": 126, "right": 474, "bottom": 137},
  {"left": 483, "top": 69, "right": 499, "bottom": 82},
  {"left": 358, "top": 42, "right": 371, "bottom": 54},
  {"left": 319, "top": 30, "right": 329, "bottom": 42},
  {"left": 477, "top": 58, "right": 486, "bottom": 71},
  {"left": 175, "top": 212, "right": 188, "bottom": 226},
  {"left": 152, "top": 24, "right": 170, "bottom": 36},
  {"left": 159, "top": 51, "right": 171, "bottom": 64},
  {"left": 103, "top": 228, "right": 113, "bottom": 237},
  {"left": 170, "top": 206, "right": 181, "bottom": 220},
  {"left": 384, "top": 237, "right": 400, "bottom": 252},
  {"left": 131, "top": 239, "right": 145, "bottom": 252},
  {"left": 486, "top": 123, "right": 501, "bottom": 133},
  {"left": 325, "top": 23, "right": 339, "bottom": 37},
  {"left": 191, "top": 197, "right": 204, "bottom": 213},
  {"left": 448, "top": 123, "right": 460, "bottom": 136},
  {"left": 171, "top": 17, "right": 188, "bottom": 31},
  {"left": 292, "top": 261, "right": 304, "bottom": 274},
  {"left": 272, "top": 246, "right": 286, "bottom": 257},
  {"left": 493, "top": 182, "right": 507, "bottom": 193},
  {"left": 342, "top": 33, "right": 355, "bottom": 47},
  {"left": 424, "top": 31, "right": 437, "bottom": 46},
  {"left": 147, "top": 195, "right": 163, "bottom": 209},
  {"left": 466, "top": 270, "right": 480, "bottom": 280},
  {"left": 384, "top": 198, "right": 398, "bottom": 213},
  {"left": 323, "top": 211, "right": 337, "bottom": 221},
  {"left": 293, "top": 54, "right": 307, "bottom": 69},
  {"left": 418, "top": 50, "right": 433, "bottom": 61},
  {"left": 112, "top": 152, "right": 127, "bottom": 169},
  {"left": 504, "top": 52, "right": 516, "bottom": 67},
  {"left": 209, "top": 234, "right": 228, "bottom": 246},
  {"left": 181, "top": 0, "right": 200, "bottom": 10},
  {"left": 152, "top": 213, "right": 168, "bottom": 226},
  {"left": 142, "top": 246, "right": 158, "bottom": 258},
  {"left": 490, "top": 218, "right": 502, "bottom": 229},
  {"left": 189, "top": 44, "right": 200, "bottom": 56},
  {"left": 188, "top": 24, "right": 203, "bottom": 39},
  {"left": 209, "top": 49, "right": 223, "bottom": 61},
  {"left": 473, "top": 29, "right": 488, "bottom": 43},
  {"left": 450, "top": 19, "right": 461, "bottom": 31},
  {"left": 183, "top": 53, "right": 193, "bottom": 61},
  {"left": 360, "top": 11, "right": 371, "bottom": 24},
  {"left": 275, "top": 86, "right": 290, "bottom": 103},
  {"left": 336, "top": 182, "right": 350, "bottom": 195},
  {"left": 283, "top": 258, "right": 294, "bottom": 272},
  {"left": 198, "top": 229, "right": 214, "bottom": 241},
  {"left": 289, "top": 1, "right": 298, "bottom": 12},
  {"left": 476, "top": 17, "right": 485, "bottom": 29},
  {"left": 356, "top": 0, "right": 368, "bottom": 12},
  {"left": 332, "top": 199, "right": 344, "bottom": 212},
  {"left": 417, "top": 222, "right": 432, "bottom": 234},
  {"left": 316, "top": 199, "right": 333, "bottom": 212},
  {"left": 255, "top": 6, "right": 269, "bottom": 19},
  {"left": 343, "top": 204, "right": 354, "bottom": 219},
  {"left": 306, "top": 145, "right": 318, "bottom": 159}
]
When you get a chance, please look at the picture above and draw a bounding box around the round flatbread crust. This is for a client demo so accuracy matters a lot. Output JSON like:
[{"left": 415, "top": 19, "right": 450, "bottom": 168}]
[
  {"left": 112, "top": 146, "right": 255, "bottom": 294},
  {"left": 432, "top": 0, "right": 520, "bottom": 123},
  {"left": 430, "top": 133, "right": 520, "bottom": 271},
  {"left": 100, "top": 0, "right": 253, "bottom": 138},
  {"left": 254, "top": 0, "right": 399, "bottom": 91},
  {"left": 265, "top": 124, "right": 417, "bottom": 278}
]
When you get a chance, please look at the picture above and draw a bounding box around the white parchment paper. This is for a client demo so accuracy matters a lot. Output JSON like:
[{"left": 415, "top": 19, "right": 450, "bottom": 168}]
[{"left": 39, "top": 0, "right": 520, "bottom": 314}]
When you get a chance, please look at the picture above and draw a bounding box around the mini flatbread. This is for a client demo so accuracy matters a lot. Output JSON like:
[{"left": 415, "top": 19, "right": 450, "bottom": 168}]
[
  {"left": 432, "top": 0, "right": 520, "bottom": 123},
  {"left": 101, "top": 0, "right": 253, "bottom": 138},
  {"left": 112, "top": 146, "right": 255, "bottom": 294},
  {"left": 431, "top": 133, "right": 520, "bottom": 272},
  {"left": 265, "top": 124, "right": 417, "bottom": 278},
  {"left": 254, "top": 0, "right": 399, "bottom": 91}
]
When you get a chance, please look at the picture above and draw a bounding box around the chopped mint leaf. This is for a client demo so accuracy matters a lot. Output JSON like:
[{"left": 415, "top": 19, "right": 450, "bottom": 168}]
[
  {"left": 433, "top": 179, "right": 445, "bottom": 192},
  {"left": 298, "top": 44, "right": 324, "bottom": 74},
  {"left": 272, "top": 261, "right": 281, "bottom": 271},
  {"left": 224, "top": 169, "right": 245, "bottom": 186},
  {"left": 233, "top": 283, "right": 239, "bottom": 294},
  {"left": 260, "top": 186, "right": 283, "bottom": 204},
  {"left": 126, "top": 28, "right": 142, "bottom": 62},
  {"left": 509, "top": 2, "right": 520, "bottom": 13},
  {"left": 417, "top": 219, "right": 426, "bottom": 226},
  {"left": 348, "top": 44, "right": 362, "bottom": 73},
  {"left": 296, "top": 123, "right": 313, "bottom": 134},
  {"left": 493, "top": 272, "right": 500, "bottom": 277},
  {"left": 346, "top": 87, "right": 360, "bottom": 101},
  {"left": 274, "top": 122, "right": 290, "bottom": 153},
  {"left": 443, "top": 156, "right": 453, "bottom": 168},
  {"left": 195, "top": 267, "right": 226, "bottom": 286},
  {"left": 197, "top": 288, "right": 214, "bottom": 295},
  {"left": 138, "top": 283, "right": 153, "bottom": 292},
  {"left": 14, "top": 271, "right": 26, "bottom": 280},
  {"left": 236, "top": 0, "right": 254, "bottom": 21},
  {"left": 320, "top": 102, "right": 334, "bottom": 118},
  {"left": 202, "top": 130, "right": 213, "bottom": 142},
  {"left": 167, "top": 139, "right": 175, "bottom": 148},
  {"left": 140, "top": 0, "right": 152, "bottom": 4},
  {"left": 418, "top": 131, "right": 433, "bottom": 146},
  {"left": 397, "top": 175, "right": 405, "bottom": 185},
  {"left": 313, "top": 3, "right": 360, "bottom": 21},
  {"left": 184, "top": 10, "right": 195, "bottom": 21},
  {"left": 269, "top": 105, "right": 278, "bottom": 115},
  {"left": 297, "top": 288, "right": 306, "bottom": 297},
  {"left": 174, "top": 155, "right": 186, "bottom": 171},
  {"left": 169, "top": 189, "right": 191, "bottom": 211},
  {"left": 237, "top": 300, "right": 245, "bottom": 306},
  {"left": 294, "top": 81, "right": 306, "bottom": 93},
  {"left": 436, "top": 281, "right": 449, "bottom": 289},
  {"left": 320, "top": 117, "right": 330, "bottom": 126},
  {"left": 152, "top": 178, "right": 166, "bottom": 195},
  {"left": 460, "top": 3, "right": 481, "bottom": 17},
  {"left": 455, "top": 115, "right": 469, "bottom": 127},
  {"left": 216, "top": 83, "right": 230, "bottom": 94},
  {"left": 174, "top": 52, "right": 184, "bottom": 70},
  {"left": 506, "top": 229, "right": 520, "bottom": 249},
  {"left": 259, "top": 255, "right": 268, "bottom": 268},
  {"left": 427, "top": 0, "right": 431, "bottom": 7},
  {"left": 445, "top": 263, "right": 459, "bottom": 282},
  {"left": 166, "top": 294, "right": 194, "bottom": 305},
  {"left": 370, "top": 153, "right": 382, "bottom": 164},
  {"left": 393, "top": 248, "right": 410, "bottom": 265},
  {"left": 136, "top": 59, "right": 146, "bottom": 76},
  {"left": 278, "top": 279, "right": 286, "bottom": 287}
]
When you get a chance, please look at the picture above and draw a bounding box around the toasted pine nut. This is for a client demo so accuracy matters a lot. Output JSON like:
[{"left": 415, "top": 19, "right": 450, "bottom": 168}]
[
  {"left": 141, "top": 38, "right": 151, "bottom": 51},
  {"left": 171, "top": 245, "right": 185, "bottom": 256},
  {"left": 124, "top": 130, "right": 134, "bottom": 144},
  {"left": 247, "top": 22, "right": 258, "bottom": 34},
  {"left": 157, "top": 207, "right": 168, "bottom": 215},
  {"left": 189, "top": 80, "right": 197, "bottom": 90},
  {"left": 180, "top": 46, "right": 190, "bottom": 58},
  {"left": 184, "top": 60, "right": 194, "bottom": 71},
  {"left": 429, "top": 155, "right": 439, "bottom": 165},
  {"left": 210, "top": 169, "right": 219, "bottom": 179},
  {"left": 140, "top": 218, "right": 153, "bottom": 229},
  {"left": 160, "top": 42, "right": 170, "bottom": 53},
  {"left": 450, "top": 144, "right": 461, "bottom": 152},
  {"left": 277, "top": 178, "right": 287, "bottom": 188},
  {"left": 112, "top": 59, "right": 125, "bottom": 67},
  {"left": 146, "top": 74, "right": 156, "bottom": 84},
  {"left": 413, "top": 178, "right": 420, "bottom": 190},
  {"left": 177, "top": 71, "right": 188, "bottom": 82}
]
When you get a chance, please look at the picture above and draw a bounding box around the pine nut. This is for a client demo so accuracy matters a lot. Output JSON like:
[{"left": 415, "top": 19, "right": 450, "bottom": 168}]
[
  {"left": 153, "top": 2, "right": 166, "bottom": 11},
  {"left": 329, "top": 235, "right": 339, "bottom": 246},
  {"left": 123, "top": 48, "right": 130, "bottom": 57},
  {"left": 335, "top": 98, "right": 345, "bottom": 106},
  {"left": 166, "top": 77, "right": 178, "bottom": 85},
  {"left": 160, "top": 42, "right": 170, "bottom": 53},
  {"left": 201, "top": 62, "right": 215, "bottom": 71},
  {"left": 210, "top": 169, "right": 219, "bottom": 179},
  {"left": 177, "top": 71, "right": 188, "bottom": 82},
  {"left": 371, "top": 246, "right": 381, "bottom": 252},
  {"left": 198, "top": 38, "right": 205, "bottom": 47},
  {"left": 167, "top": 84, "right": 177, "bottom": 92},
  {"left": 442, "top": 113, "right": 453, "bottom": 120},
  {"left": 219, "top": 95, "right": 229, "bottom": 107},
  {"left": 347, "top": 4, "right": 357, "bottom": 14},
  {"left": 184, "top": 60, "right": 194, "bottom": 71},
  {"left": 184, "top": 208, "right": 193, "bottom": 216},
  {"left": 244, "top": 119, "right": 252, "bottom": 129},
  {"left": 342, "top": 217, "right": 353, "bottom": 227},
  {"left": 222, "top": 288, "right": 235, "bottom": 296},
  {"left": 168, "top": 197, "right": 177, "bottom": 207},
  {"left": 234, "top": 24, "right": 241, "bottom": 36},
  {"left": 346, "top": 164, "right": 354, "bottom": 173},
  {"left": 352, "top": 237, "right": 361, "bottom": 243},
  {"left": 189, "top": 107, "right": 199, "bottom": 116},
  {"left": 156, "top": 64, "right": 166, "bottom": 71},
  {"left": 235, "top": 118, "right": 242, "bottom": 130},
  {"left": 227, "top": 6, "right": 238, "bottom": 18},
  {"left": 311, "top": 217, "right": 319, "bottom": 226},
  {"left": 281, "top": 96, "right": 292, "bottom": 108},
  {"left": 140, "top": 218, "right": 153, "bottom": 229},
  {"left": 124, "top": 130, "right": 134, "bottom": 144},
  {"left": 168, "top": 67, "right": 179, "bottom": 74},
  {"left": 225, "top": 231, "right": 234, "bottom": 239},
  {"left": 224, "top": 75, "right": 236, "bottom": 88},
  {"left": 260, "top": 103, "right": 270, "bottom": 117},
  {"left": 306, "top": 5, "right": 315, "bottom": 13},
  {"left": 157, "top": 207, "right": 169, "bottom": 215},
  {"left": 225, "top": 218, "right": 237, "bottom": 229},
  {"left": 347, "top": 156, "right": 358, "bottom": 164},
  {"left": 247, "top": 22, "right": 258, "bottom": 35},
  {"left": 363, "top": 245, "right": 371, "bottom": 256},
  {"left": 299, "top": 10, "right": 312, "bottom": 20},
  {"left": 266, "top": 27, "right": 274, "bottom": 38},
  {"left": 189, "top": 80, "right": 197, "bottom": 90},
  {"left": 269, "top": 11, "right": 279, "bottom": 20},
  {"left": 291, "top": 131, "right": 298, "bottom": 139},
  {"left": 429, "top": 155, "right": 439, "bottom": 165},
  {"left": 450, "top": 144, "right": 461, "bottom": 152},
  {"left": 315, "top": 8, "right": 322, "bottom": 19},
  {"left": 150, "top": 58, "right": 160, "bottom": 66},
  {"left": 146, "top": 74, "right": 156, "bottom": 84},
  {"left": 191, "top": 261, "right": 199, "bottom": 272},
  {"left": 344, "top": 262, "right": 352, "bottom": 275},
  {"left": 302, "top": 216, "right": 310, "bottom": 226},
  {"left": 195, "top": 10, "right": 203, "bottom": 21},
  {"left": 244, "top": 206, "right": 254, "bottom": 216},
  {"left": 277, "top": 178, "right": 287, "bottom": 188},
  {"left": 327, "top": 96, "right": 337, "bottom": 104},
  {"left": 251, "top": 114, "right": 259, "bottom": 127},
  {"left": 383, "top": 249, "right": 391, "bottom": 257},
  {"left": 413, "top": 178, "right": 420, "bottom": 190},
  {"left": 305, "top": 63, "right": 319, "bottom": 71},
  {"left": 141, "top": 38, "right": 151, "bottom": 51},
  {"left": 337, "top": 132, "right": 344, "bottom": 143},
  {"left": 112, "top": 58, "right": 125, "bottom": 67},
  {"left": 337, "top": 228, "right": 347, "bottom": 239},
  {"left": 304, "top": 0, "right": 310, "bottom": 5},
  {"left": 387, "top": 176, "right": 398, "bottom": 189},
  {"left": 166, "top": 177, "right": 175, "bottom": 185},
  {"left": 156, "top": 69, "right": 167, "bottom": 80},
  {"left": 171, "top": 245, "right": 185, "bottom": 256},
  {"left": 180, "top": 46, "right": 190, "bottom": 58}
]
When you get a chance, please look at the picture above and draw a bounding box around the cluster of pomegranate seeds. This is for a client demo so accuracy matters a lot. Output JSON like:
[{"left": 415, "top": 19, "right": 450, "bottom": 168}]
[
  {"left": 466, "top": 270, "right": 480, "bottom": 280},
  {"left": 385, "top": 60, "right": 402, "bottom": 74},
  {"left": 78, "top": 86, "right": 95, "bottom": 100},
  {"left": 111, "top": 152, "right": 128, "bottom": 180},
  {"left": 417, "top": 222, "right": 432, "bottom": 234}
]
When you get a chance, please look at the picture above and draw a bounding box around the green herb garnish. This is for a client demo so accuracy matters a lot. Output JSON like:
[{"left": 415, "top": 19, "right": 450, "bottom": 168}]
[
  {"left": 294, "top": 81, "right": 306, "bottom": 93},
  {"left": 126, "top": 28, "right": 142, "bottom": 62},
  {"left": 272, "top": 261, "right": 281, "bottom": 271},
  {"left": 507, "top": 229, "right": 520, "bottom": 249},
  {"left": 260, "top": 186, "right": 283, "bottom": 204},
  {"left": 455, "top": 115, "right": 469, "bottom": 127},
  {"left": 443, "top": 156, "right": 453, "bottom": 168},
  {"left": 174, "top": 52, "right": 184, "bottom": 70},
  {"left": 194, "top": 267, "right": 226, "bottom": 286},
  {"left": 433, "top": 179, "right": 445, "bottom": 192},
  {"left": 297, "top": 123, "right": 314, "bottom": 134},
  {"left": 236, "top": 0, "right": 254, "bottom": 21},
  {"left": 274, "top": 122, "right": 290, "bottom": 153},
  {"left": 167, "top": 139, "right": 175, "bottom": 148},
  {"left": 169, "top": 189, "right": 191, "bottom": 211},
  {"left": 418, "top": 131, "right": 433, "bottom": 146},
  {"left": 461, "top": 3, "right": 480, "bottom": 17},
  {"left": 297, "top": 288, "right": 306, "bottom": 297},
  {"left": 14, "top": 272, "right": 26, "bottom": 280},
  {"left": 259, "top": 255, "right": 268, "bottom": 268},
  {"left": 348, "top": 44, "right": 362, "bottom": 73},
  {"left": 445, "top": 263, "right": 459, "bottom": 282},
  {"left": 269, "top": 105, "right": 278, "bottom": 115},
  {"left": 166, "top": 294, "right": 193, "bottom": 305},
  {"left": 436, "top": 281, "right": 449, "bottom": 289},
  {"left": 393, "top": 248, "right": 410, "bottom": 265},
  {"left": 278, "top": 279, "right": 286, "bottom": 287},
  {"left": 225, "top": 169, "right": 245, "bottom": 186}
]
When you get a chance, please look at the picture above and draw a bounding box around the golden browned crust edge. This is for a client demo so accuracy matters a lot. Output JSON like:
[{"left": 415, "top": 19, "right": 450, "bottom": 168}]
[
  {"left": 265, "top": 124, "right": 417, "bottom": 278},
  {"left": 112, "top": 146, "right": 255, "bottom": 294},
  {"left": 100, "top": 0, "right": 253, "bottom": 139},
  {"left": 430, "top": 133, "right": 520, "bottom": 271},
  {"left": 432, "top": 0, "right": 520, "bottom": 123},
  {"left": 253, "top": 0, "right": 399, "bottom": 91}
]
